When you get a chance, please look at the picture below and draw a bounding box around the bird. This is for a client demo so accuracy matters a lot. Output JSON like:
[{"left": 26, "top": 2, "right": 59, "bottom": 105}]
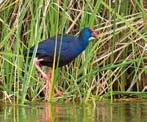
[{"left": 24, "top": 27, "right": 97, "bottom": 99}]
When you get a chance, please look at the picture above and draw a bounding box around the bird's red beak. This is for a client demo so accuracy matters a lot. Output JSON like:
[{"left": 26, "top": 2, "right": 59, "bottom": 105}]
[{"left": 90, "top": 28, "right": 97, "bottom": 38}]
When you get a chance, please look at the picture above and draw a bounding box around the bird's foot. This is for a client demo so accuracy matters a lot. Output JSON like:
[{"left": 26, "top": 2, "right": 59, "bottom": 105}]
[
  {"left": 43, "top": 90, "right": 62, "bottom": 100},
  {"left": 54, "top": 88, "right": 62, "bottom": 97},
  {"left": 43, "top": 85, "right": 62, "bottom": 99}
]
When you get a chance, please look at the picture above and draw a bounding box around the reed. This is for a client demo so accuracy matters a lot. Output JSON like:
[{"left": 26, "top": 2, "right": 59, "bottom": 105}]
[{"left": 0, "top": 0, "right": 146, "bottom": 104}]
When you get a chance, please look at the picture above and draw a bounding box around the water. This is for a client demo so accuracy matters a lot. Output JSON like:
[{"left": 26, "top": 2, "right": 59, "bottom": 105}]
[{"left": 0, "top": 100, "right": 147, "bottom": 122}]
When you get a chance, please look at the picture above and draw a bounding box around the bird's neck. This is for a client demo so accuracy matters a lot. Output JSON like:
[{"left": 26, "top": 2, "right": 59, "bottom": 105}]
[{"left": 79, "top": 35, "right": 89, "bottom": 50}]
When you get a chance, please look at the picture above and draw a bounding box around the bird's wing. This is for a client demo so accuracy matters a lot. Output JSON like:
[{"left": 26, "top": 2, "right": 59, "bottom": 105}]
[
  {"left": 27, "top": 35, "right": 79, "bottom": 66},
  {"left": 37, "top": 34, "right": 77, "bottom": 55}
]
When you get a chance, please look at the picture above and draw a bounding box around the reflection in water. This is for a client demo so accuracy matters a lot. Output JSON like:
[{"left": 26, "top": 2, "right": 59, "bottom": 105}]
[{"left": 0, "top": 101, "right": 147, "bottom": 122}]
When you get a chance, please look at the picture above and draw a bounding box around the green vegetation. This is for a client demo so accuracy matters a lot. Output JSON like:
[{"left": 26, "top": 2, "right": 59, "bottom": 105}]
[{"left": 0, "top": 0, "right": 147, "bottom": 104}]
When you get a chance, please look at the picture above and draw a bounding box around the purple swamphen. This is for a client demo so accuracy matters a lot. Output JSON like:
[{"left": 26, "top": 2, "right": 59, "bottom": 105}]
[{"left": 25, "top": 27, "right": 97, "bottom": 99}]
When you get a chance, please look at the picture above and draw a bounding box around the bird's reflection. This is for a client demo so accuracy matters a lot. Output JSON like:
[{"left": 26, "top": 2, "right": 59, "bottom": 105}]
[
  {"left": 1, "top": 101, "right": 147, "bottom": 122},
  {"left": 40, "top": 102, "right": 61, "bottom": 122}
]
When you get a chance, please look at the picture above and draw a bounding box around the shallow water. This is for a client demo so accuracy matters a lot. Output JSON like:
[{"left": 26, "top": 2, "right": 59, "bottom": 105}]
[{"left": 0, "top": 100, "right": 147, "bottom": 122}]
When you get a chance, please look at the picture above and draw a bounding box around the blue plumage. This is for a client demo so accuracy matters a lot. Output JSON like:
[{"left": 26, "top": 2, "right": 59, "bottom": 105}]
[{"left": 26, "top": 27, "right": 97, "bottom": 67}]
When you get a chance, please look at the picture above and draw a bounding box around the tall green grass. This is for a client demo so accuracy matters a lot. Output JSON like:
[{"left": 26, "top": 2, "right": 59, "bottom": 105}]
[{"left": 0, "top": 0, "right": 146, "bottom": 104}]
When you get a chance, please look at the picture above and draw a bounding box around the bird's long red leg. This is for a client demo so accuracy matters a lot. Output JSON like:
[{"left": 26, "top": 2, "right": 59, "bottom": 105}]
[
  {"left": 33, "top": 58, "right": 62, "bottom": 99},
  {"left": 33, "top": 58, "right": 48, "bottom": 80},
  {"left": 47, "top": 68, "right": 62, "bottom": 97},
  {"left": 33, "top": 58, "right": 50, "bottom": 99},
  {"left": 44, "top": 68, "right": 51, "bottom": 99}
]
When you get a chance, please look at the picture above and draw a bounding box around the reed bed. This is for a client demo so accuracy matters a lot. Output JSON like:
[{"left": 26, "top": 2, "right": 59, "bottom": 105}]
[{"left": 0, "top": 0, "right": 146, "bottom": 104}]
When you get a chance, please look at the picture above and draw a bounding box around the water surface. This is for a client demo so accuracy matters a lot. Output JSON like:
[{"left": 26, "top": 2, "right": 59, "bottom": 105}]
[{"left": 0, "top": 100, "right": 147, "bottom": 122}]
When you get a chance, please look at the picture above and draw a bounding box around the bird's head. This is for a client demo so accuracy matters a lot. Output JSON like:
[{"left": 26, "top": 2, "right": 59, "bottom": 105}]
[
  {"left": 80, "top": 27, "right": 97, "bottom": 38},
  {"left": 79, "top": 27, "right": 97, "bottom": 47}
]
